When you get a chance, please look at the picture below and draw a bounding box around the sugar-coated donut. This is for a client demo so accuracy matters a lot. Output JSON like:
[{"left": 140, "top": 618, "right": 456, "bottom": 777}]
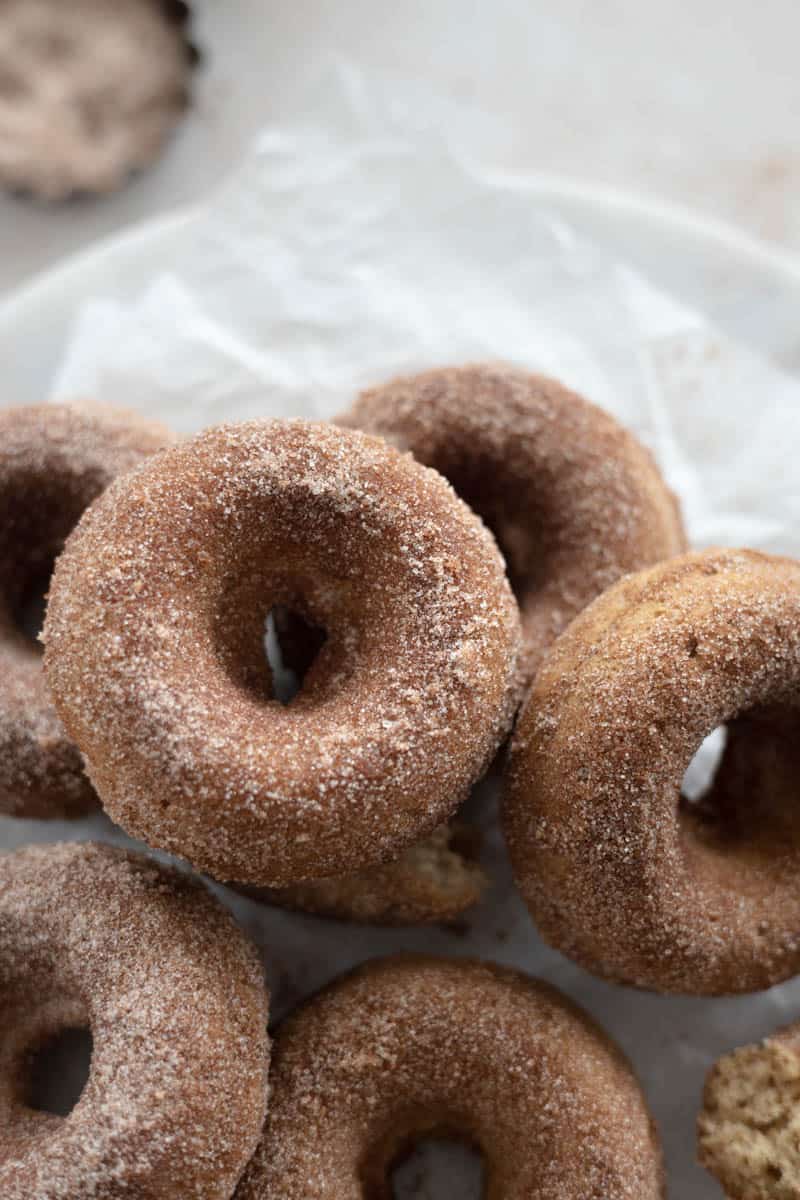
[
  {"left": 0, "top": 403, "right": 170, "bottom": 819},
  {"left": 338, "top": 364, "right": 685, "bottom": 693},
  {"left": 234, "top": 955, "right": 665, "bottom": 1200},
  {"left": 0, "top": 0, "right": 199, "bottom": 200},
  {"left": 248, "top": 822, "right": 486, "bottom": 925},
  {"left": 698, "top": 1022, "right": 800, "bottom": 1200},
  {"left": 0, "top": 841, "right": 269, "bottom": 1200},
  {"left": 505, "top": 548, "right": 800, "bottom": 995},
  {"left": 44, "top": 420, "right": 521, "bottom": 887}
]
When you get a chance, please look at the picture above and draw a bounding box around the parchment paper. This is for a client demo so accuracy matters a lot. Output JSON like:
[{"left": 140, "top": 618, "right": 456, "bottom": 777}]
[{"left": 4, "top": 63, "right": 800, "bottom": 1198}]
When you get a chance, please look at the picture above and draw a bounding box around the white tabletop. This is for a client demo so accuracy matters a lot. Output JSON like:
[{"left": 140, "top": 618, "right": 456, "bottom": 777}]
[{"left": 0, "top": 0, "right": 799, "bottom": 338}]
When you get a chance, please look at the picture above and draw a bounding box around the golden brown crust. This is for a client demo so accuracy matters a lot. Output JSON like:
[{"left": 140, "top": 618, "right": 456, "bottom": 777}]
[
  {"left": 0, "top": 0, "right": 199, "bottom": 200},
  {"left": 505, "top": 548, "right": 800, "bottom": 995},
  {"left": 234, "top": 955, "right": 665, "bottom": 1200},
  {"left": 44, "top": 419, "right": 521, "bottom": 887},
  {"left": 338, "top": 364, "right": 686, "bottom": 695},
  {"left": 0, "top": 841, "right": 270, "bottom": 1200},
  {"left": 698, "top": 1023, "right": 800, "bottom": 1200},
  {"left": 245, "top": 822, "right": 487, "bottom": 925},
  {"left": 0, "top": 402, "right": 171, "bottom": 819}
]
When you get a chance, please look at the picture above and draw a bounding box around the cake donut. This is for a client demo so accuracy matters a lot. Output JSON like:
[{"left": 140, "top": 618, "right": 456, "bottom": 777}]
[
  {"left": 234, "top": 955, "right": 665, "bottom": 1200},
  {"left": 505, "top": 548, "right": 800, "bottom": 995},
  {"left": 0, "top": 841, "right": 269, "bottom": 1200},
  {"left": 0, "top": 0, "right": 199, "bottom": 200},
  {"left": 698, "top": 1022, "right": 800, "bottom": 1199},
  {"left": 0, "top": 402, "right": 170, "bottom": 819},
  {"left": 44, "top": 420, "right": 521, "bottom": 887},
  {"left": 338, "top": 364, "right": 685, "bottom": 693},
  {"left": 249, "top": 821, "right": 487, "bottom": 925}
]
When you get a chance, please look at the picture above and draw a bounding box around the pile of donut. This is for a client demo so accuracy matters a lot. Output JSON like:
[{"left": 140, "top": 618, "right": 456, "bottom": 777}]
[{"left": 1, "top": 367, "right": 798, "bottom": 1199}]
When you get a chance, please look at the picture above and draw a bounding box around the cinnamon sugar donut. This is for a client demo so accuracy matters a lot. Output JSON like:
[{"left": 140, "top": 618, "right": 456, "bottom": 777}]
[
  {"left": 0, "top": 841, "right": 269, "bottom": 1200},
  {"left": 698, "top": 1022, "right": 800, "bottom": 1199},
  {"left": 0, "top": 0, "right": 199, "bottom": 200},
  {"left": 44, "top": 420, "right": 521, "bottom": 887},
  {"left": 338, "top": 364, "right": 685, "bottom": 693},
  {"left": 0, "top": 402, "right": 169, "bottom": 818},
  {"left": 234, "top": 956, "right": 665, "bottom": 1200},
  {"left": 505, "top": 548, "right": 800, "bottom": 995}
]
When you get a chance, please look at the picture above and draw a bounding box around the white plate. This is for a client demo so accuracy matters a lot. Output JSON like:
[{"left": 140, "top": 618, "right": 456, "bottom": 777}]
[
  {"left": 2, "top": 181, "right": 800, "bottom": 1200},
  {"left": 1, "top": 176, "right": 799, "bottom": 408}
]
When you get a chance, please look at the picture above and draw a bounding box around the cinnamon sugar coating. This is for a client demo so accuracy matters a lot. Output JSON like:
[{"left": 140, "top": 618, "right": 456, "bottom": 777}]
[
  {"left": 505, "top": 548, "right": 800, "bottom": 995},
  {"left": 234, "top": 955, "right": 665, "bottom": 1200},
  {"left": 0, "top": 0, "right": 199, "bottom": 200},
  {"left": 44, "top": 420, "right": 521, "bottom": 887},
  {"left": 0, "top": 841, "right": 270, "bottom": 1200},
  {"left": 338, "top": 364, "right": 685, "bottom": 694},
  {"left": 0, "top": 402, "right": 170, "bottom": 819}
]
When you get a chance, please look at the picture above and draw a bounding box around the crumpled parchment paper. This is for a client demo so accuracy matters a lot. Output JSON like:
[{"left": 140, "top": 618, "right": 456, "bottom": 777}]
[{"left": 4, "top": 63, "right": 800, "bottom": 1199}]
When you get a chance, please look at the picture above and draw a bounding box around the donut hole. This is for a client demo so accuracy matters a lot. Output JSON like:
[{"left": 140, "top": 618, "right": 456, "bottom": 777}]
[
  {"left": 264, "top": 606, "right": 328, "bottom": 705},
  {"left": 442, "top": 471, "right": 543, "bottom": 603},
  {"left": 24, "top": 1026, "right": 93, "bottom": 1118},
  {"left": 679, "top": 706, "right": 800, "bottom": 856},
  {"left": 680, "top": 725, "right": 728, "bottom": 810},
  {"left": 11, "top": 557, "right": 56, "bottom": 646},
  {"left": 0, "top": 471, "right": 96, "bottom": 650},
  {"left": 213, "top": 564, "right": 341, "bottom": 706},
  {"left": 389, "top": 1136, "right": 486, "bottom": 1200}
]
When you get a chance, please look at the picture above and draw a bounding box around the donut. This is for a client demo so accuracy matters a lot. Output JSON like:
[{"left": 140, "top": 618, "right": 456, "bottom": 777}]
[
  {"left": 0, "top": 402, "right": 170, "bottom": 819},
  {"left": 505, "top": 548, "right": 800, "bottom": 995},
  {"left": 43, "top": 419, "right": 521, "bottom": 887},
  {"left": 249, "top": 821, "right": 487, "bottom": 925},
  {"left": 338, "top": 364, "right": 685, "bottom": 693},
  {"left": 234, "top": 955, "right": 665, "bottom": 1200},
  {"left": 0, "top": 840, "right": 269, "bottom": 1200},
  {"left": 698, "top": 1022, "right": 800, "bottom": 1199},
  {"left": 0, "top": 0, "right": 199, "bottom": 200}
]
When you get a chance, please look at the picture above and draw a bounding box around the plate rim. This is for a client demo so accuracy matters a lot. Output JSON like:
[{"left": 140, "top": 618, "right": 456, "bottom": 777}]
[{"left": 2, "top": 174, "right": 800, "bottom": 333}]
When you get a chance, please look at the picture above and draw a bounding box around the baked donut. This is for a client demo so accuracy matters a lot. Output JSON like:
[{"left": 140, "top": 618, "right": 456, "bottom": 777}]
[
  {"left": 44, "top": 419, "right": 521, "bottom": 887},
  {"left": 248, "top": 821, "right": 487, "bottom": 925},
  {"left": 338, "top": 364, "right": 685, "bottom": 693},
  {"left": 0, "top": 402, "right": 170, "bottom": 819},
  {"left": 0, "top": 0, "right": 199, "bottom": 200},
  {"left": 698, "top": 1023, "right": 800, "bottom": 1199},
  {"left": 234, "top": 955, "right": 665, "bottom": 1200},
  {"left": 0, "top": 840, "right": 269, "bottom": 1200},
  {"left": 505, "top": 548, "right": 800, "bottom": 995}
]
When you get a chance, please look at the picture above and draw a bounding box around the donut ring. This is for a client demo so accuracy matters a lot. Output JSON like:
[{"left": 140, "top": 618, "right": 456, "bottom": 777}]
[
  {"left": 0, "top": 841, "right": 269, "bottom": 1200},
  {"left": 338, "top": 364, "right": 686, "bottom": 693},
  {"left": 505, "top": 548, "right": 800, "bottom": 995},
  {"left": 234, "top": 955, "right": 665, "bottom": 1200},
  {"left": 698, "top": 1021, "right": 800, "bottom": 1199},
  {"left": 44, "top": 420, "right": 521, "bottom": 887},
  {"left": 0, "top": 403, "right": 170, "bottom": 819}
]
